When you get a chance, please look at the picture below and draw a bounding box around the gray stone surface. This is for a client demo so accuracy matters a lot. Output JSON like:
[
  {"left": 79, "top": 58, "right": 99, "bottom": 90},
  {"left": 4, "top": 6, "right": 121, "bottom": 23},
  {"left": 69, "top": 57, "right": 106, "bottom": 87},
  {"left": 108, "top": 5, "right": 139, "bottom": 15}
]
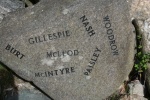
[
  {"left": 0, "top": 0, "right": 50, "bottom": 99},
  {"left": 18, "top": 90, "right": 50, "bottom": 100},
  {"left": 15, "top": 77, "right": 51, "bottom": 100},
  {"left": 4, "top": 89, "right": 51, "bottom": 100},
  {"left": 0, "top": 0, "right": 25, "bottom": 22},
  {"left": 129, "top": 0, "right": 150, "bottom": 19},
  {"left": 0, "top": 0, "right": 135, "bottom": 100}
]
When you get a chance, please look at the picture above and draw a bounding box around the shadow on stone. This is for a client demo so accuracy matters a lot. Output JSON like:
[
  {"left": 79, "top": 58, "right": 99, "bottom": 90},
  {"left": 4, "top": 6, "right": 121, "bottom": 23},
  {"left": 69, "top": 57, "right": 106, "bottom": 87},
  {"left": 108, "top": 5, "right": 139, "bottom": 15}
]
[
  {"left": 0, "top": 61, "right": 53, "bottom": 100},
  {"left": 29, "top": 0, "right": 40, "bottom": 4},
  {"left": 21, "top": 0, "right": 40, "bottom": 7},
  {"left": 0, "top": 62, "right": 18, "bottom": 100}
]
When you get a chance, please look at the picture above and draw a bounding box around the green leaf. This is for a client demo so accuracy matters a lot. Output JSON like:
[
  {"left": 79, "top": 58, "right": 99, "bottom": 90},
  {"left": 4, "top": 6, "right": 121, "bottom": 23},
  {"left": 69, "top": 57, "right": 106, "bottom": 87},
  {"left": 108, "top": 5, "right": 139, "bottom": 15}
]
[
  {"left": 142, "top": 60, "right": 145, "bottom": 63},
  {"left": 134, "top": 64, "right": 138, "bottom": 68},
  {"left": 145, "top": 67, "right": 148, "bottom": 70},
  {"left": 138, "top": 45, "right": 142, "bottom": 49},
  {"left": 137, "top": 35, "right": 142, "bottom": 39},
  {"left": 138, "top": 52, "right": 142, "bottom": 56},
  {"left": 138, "top": 70, "right": 143, "bottom": 72}
]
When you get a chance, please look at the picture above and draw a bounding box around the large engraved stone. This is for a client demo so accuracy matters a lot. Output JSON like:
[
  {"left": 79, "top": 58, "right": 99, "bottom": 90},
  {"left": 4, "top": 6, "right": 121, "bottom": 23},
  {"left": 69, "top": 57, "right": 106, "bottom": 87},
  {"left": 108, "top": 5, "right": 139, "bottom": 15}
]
[{"left": 0, "top": 0, "right": 135, "bottom": 99}]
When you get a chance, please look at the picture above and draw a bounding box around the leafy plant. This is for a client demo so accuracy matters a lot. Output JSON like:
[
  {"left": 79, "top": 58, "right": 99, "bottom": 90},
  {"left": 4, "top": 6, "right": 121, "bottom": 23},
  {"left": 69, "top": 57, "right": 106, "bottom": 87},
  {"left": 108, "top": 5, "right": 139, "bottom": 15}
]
[
  {"left": 131, "top": 16, "right": 150, "bottom": 72},
  {"left": 134, "top": 52, "right": 150, "bottom": 72},
  {"left": 133, "top": 33, "right": 150, "bottom": 84}
]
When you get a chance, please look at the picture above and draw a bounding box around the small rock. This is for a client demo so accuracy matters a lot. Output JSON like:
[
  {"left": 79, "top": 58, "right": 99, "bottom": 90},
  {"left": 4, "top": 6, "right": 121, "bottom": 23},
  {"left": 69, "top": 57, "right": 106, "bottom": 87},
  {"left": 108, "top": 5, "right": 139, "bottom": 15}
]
[
  {"left": 128, "top": 80, "right": 144, "bottom": 96},
  {"left": 121, "top": 94, "right": 147, "bottom": 100},
  {"left": 14, "top": 76, "right": 51, "bottom": 100},
  {"left": 129, "top": 0, "right": 150, "bottom": 19}
]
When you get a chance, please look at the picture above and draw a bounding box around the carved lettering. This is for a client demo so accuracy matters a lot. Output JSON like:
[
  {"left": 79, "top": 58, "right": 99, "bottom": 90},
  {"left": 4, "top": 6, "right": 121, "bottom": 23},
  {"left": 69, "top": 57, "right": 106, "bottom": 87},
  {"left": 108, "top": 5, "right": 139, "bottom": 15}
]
[
  {"left": 28, "top": 30, "right": 71, "bottom": 44},
  {"left": 5, "top": 44, "right": 25, "bottom": 59},
  {"left": 35, "top": 67, "right": 75, "bottom": 77},
  {"left": 84, "top": 47, "right": 101, "bottom": 75},
  {"left": 80, "top": 15, "right": 96, "bottom": 37},
  {"left": 103, "top": 15, "right": 119, "bottom": 55},
  {"left": 47, "top": 50, "right": 79, "bottom": 58}
]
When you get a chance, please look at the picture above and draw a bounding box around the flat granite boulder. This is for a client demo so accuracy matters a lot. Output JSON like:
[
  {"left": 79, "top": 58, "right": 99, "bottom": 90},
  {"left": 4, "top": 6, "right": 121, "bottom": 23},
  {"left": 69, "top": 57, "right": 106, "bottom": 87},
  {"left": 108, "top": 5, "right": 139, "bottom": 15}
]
[{"left": 0, "top": 0, "right": 135, "bottom": 99}]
